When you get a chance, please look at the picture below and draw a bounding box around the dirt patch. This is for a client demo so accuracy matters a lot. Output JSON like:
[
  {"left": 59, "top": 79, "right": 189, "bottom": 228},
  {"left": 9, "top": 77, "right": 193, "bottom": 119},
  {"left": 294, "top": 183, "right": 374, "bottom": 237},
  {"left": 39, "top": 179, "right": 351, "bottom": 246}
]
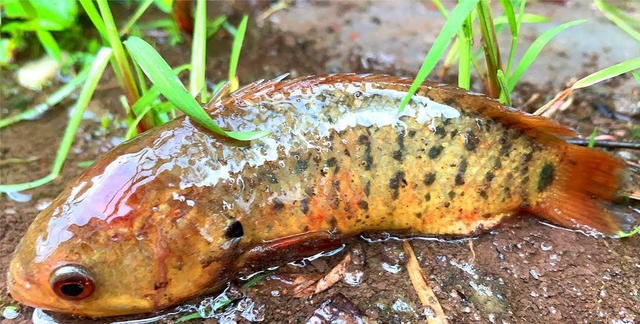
[{"left": 1, "top": 1, "right": 639, "bottom": 324}]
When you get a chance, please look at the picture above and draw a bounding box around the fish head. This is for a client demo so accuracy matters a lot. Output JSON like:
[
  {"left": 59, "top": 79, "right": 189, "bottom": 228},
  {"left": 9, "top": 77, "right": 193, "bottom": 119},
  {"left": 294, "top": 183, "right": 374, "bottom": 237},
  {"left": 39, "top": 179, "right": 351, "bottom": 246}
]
[{"left": 8, "top": 121, "right": 247, "bottom": 317}]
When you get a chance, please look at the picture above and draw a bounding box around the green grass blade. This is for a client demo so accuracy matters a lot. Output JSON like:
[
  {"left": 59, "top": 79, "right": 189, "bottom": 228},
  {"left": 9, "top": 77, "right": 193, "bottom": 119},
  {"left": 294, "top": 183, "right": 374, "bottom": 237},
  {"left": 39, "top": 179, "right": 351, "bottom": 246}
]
[
  {"left": 498, "top": 0, "right": 517, "bottom": 37},
  {"left": 508, "top": 19, "right": 586, "bottom": 92},
  {"left": 431, "top": 0, "right": 449, "bottom": 19},
  {"left": 190, "top": 0, "right": 208, "bottom": 102},
  {"left": 458, "top": 12, "right": 473, "bottom": 90},
  {"left": 496, "top": 69, "right": 511, "bottom": 106},
  {"left": 175, "top": 313, "right": 202, "bottom": 323},
  {"left": 0, "top": 62, "right": 91, "bottom": 129},
  {"left": 0, "top": 48, "right": 112, "bottom": 193},
  {"left": 124, "top": 36, "right": 268, "bottom": 141},
  {"left": 594, "top": 0, "right": 640, "bottom": 42},
  {"left": 35, "top": 28, "right": 62, "bottom": 62},
  {"left": 78, "top": 0, "right": 108, "bottom": 42},
  {"left": 97, "top": 0, "right": 140, "bottom": 105},
  {"left": 399, "top": 0, "right": 480, "bottom": 112},
  {"left": 505, "top": 0, "right": 527, "bottom": 78},
  {"left": 493, "top": 13, "right": 548, "bottom": 26},
  {"left": 588, "top": 127, "right": 598, "bottom": 148},
  {"left": 571, "top": 57, "right": 640, "bottom": 89},
  {"left": 476, "top": 0, "right": 503, "bottom": 98},
  {"left": 228, "top": 15, "right": 248, "bottom": 92},
  {"left": 207, "top": 15, "right": 227, "bottom": 38},
  {"left": 119, "top": 0, "right": 154, "bottom": 36},
  {"left": 632, "top": 71, "right": 640, "bottom": 85}
]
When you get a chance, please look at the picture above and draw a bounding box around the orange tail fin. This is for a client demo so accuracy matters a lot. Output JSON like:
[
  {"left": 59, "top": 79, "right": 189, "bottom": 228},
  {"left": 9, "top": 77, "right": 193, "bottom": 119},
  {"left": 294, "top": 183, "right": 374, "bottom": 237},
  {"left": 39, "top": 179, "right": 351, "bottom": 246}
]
[{"left": 530, "top": 143, "right": 639, "bottom": 237}]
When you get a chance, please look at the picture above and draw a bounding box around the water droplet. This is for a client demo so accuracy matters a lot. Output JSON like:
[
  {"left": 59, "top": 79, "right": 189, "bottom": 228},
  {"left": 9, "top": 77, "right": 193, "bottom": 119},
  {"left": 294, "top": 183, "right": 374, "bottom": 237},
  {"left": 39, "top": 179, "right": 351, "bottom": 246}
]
[
  {"left": 6, "top": 191, "right": 32, "bottom": 202},
  {"left": 540, "top": 242, "right": 552, "bottom": 251},
  {"left": 381, "top": 262, "right": 402, "bottom": 274},
  {"left": 344, "top": 270, "right": 364, "bottom": 286},
  {"left": 2, "top": 306, "right": 19, "bottom": 320}
]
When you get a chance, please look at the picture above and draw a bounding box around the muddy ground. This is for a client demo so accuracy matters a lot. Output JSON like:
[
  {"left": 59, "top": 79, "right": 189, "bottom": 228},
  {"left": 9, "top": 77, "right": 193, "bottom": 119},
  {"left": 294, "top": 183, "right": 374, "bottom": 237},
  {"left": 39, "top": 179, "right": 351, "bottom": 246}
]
[{"left": 1, "top": 1, "right": 639, "bottom": 324}]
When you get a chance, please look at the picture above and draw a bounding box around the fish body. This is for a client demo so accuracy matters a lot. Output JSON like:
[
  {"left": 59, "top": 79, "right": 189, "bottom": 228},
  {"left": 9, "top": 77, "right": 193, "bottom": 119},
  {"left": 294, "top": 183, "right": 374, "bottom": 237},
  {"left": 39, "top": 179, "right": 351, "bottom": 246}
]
[{"left": 8, "top": 74, "right": 636, "bottom": 317}]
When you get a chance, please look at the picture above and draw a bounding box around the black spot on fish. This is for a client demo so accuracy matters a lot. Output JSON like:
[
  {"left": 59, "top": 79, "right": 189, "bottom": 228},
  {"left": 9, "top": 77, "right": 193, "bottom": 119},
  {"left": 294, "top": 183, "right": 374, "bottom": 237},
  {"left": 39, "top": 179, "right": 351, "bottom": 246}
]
[
  {"left": 424, "top": 172, "right": 436, "bottom": 186},
  {"left": 444, "top": 201, "right": 451, "bottom": 208},
  {"left": 329, "top": 216, "right": 338, "bottom": 229},
  {"left": 459, "top": 159, "right": 468, "bottom": 173},
  {"left": 503, "top": 186, "right": 511, "bottom": 198},
  {"left": 273, "top": 198, "right": 285, "bottom": 211},
  {"left": 408, "top": 130, "right": 417, "bottom": 138},
  {"left": 485, "top": 171, "right": 494, "bottom": 183},
  {"left": 415, "top": 213, "right": 422, "bottom": 218},
  {"left": 435, "top": 126, "right": 446, "bottom": 138},
  {"left": 521, "top": 165, "right": 529, "bottom": 176},
  {"left": 389, "top": 171, "right": 406, "bottom": 200},
  {"left": 358, "top": 134, "right": 369, "bottom": 145},
  {"left": 425, "top": 193, "right": 431, "bottom": 201},
  {"left": 358, "top": 200, "right": 369, "bottom": 211},
  {"left": 522, "top": 175, "right": 529, "bottom": 184},
  {"left": 301, "top": 198, "right": 310, "bottom": 215},
  {"left": 333, "top": 179, "right": 340, "bottom": 191},
  {"left": 326, "top": 157, "right": 337, "bottom": 168},
  {"left": 428, "top": 145, "right": 444, "bottom": 159},
  {"left": 448, "top": 191, "right": 456, "bottom": 199},
  {"left": 365, "top": 181, "right": 371, "bottom": 197},
  {"left": 455, "top": 174, "right": 465, "bottom": 186},
  {"left": 522, "top": 151, "right": 533, "bottom": 164},
  {"left": 479, "top": 190, "right": 488, "bottom": 200},
  {"left": 296, "top": 160, "right": 308, "bottom": 173},
  {"left": 537, "top": 163, "right": 555, "bottom": 192},
  {"left": 464, "top": 131, "right": 479, "bottom": 152},
  {"left": 397, "top": 130, "right": 405, "bottom": 149},
  {"left": 225, "top": 221, "right": 244, "bottom": 238},
  {"left": 344, "top": 149, "right": 351, "bottom": 157},
  {"left": 450, "top": 130, "right": 458, "bottom": 138},
  {"left": 494, "top": 159, "right": 502, "bottom": 170},
  {"left": 392, "top": 150, "right": 403, "bottom": 161},
  {"left": 482, "top": 213, "right": 491, "bottom": 219}
]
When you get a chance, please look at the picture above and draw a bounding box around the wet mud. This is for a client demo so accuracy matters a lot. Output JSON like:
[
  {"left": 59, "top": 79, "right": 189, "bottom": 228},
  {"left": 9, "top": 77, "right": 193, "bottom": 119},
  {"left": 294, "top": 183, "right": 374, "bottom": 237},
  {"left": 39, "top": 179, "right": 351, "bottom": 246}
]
[{"left": 1, "top": 1, "right": 639, "bottom": 323}]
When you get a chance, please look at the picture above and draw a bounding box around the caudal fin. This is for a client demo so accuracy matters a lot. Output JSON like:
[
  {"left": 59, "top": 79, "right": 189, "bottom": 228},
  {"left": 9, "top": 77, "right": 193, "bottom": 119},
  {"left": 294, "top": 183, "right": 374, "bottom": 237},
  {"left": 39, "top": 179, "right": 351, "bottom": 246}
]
[{"left": 531, "top": 143, "right": 639, "bottom": 237}]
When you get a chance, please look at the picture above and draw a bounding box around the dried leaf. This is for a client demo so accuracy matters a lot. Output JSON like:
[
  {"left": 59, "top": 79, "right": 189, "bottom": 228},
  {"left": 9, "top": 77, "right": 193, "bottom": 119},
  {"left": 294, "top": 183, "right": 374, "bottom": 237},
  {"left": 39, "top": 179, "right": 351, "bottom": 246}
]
[{"left": 403, "top": 241, "right": 448, "bottom": 324}]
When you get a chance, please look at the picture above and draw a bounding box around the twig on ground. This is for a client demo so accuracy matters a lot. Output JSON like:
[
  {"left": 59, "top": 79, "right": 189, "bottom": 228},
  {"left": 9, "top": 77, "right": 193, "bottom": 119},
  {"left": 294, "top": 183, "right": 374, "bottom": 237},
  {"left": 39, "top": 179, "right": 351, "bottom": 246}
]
[{"left": 403, "top": 241, "right": 448, "bottom": 324}]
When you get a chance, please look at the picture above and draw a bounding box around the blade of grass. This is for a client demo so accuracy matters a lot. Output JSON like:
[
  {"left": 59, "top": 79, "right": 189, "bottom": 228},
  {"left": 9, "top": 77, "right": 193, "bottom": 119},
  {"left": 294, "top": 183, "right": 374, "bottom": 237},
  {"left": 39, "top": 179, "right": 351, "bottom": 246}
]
[
  {"left": 571, "top": 57, "right": 640, "bottom": 89},
  {"left": 190, "top": 0, "right": 207, "bottom": 102},
  {"left": 0, "top": 62, "right": 91, "bottom": 129},
  {"left": 508, "top": 19, "right": 586, "bottom": 92},
  {"left": 632, "top": 71, "right": 640, "bottom": 85},
  {"left": 502, "top": 0, "right": 526, "bottom": 78},
  {"left": 127, "top": 64, "right": 191, "bottom": 139},
  {"left": 399, "top": 0, "right": 480, "bottom": 112},
  {"left": 96, "top": 0, "right": 140, "bottom": 106},
  {"left": 78, "top": 0, "right": 108, "bottom": 41},
  {"left": 458, "top": 10, "right": 473, "bottom": 90},
  {"left": 476, "top": 0, "right": 503, "bottom": 98},
  {"left": 0, "top": 48, "right": 112, "bottom": 193},
  {"left": 430, "top": 0, "right": 448, "bottom": 18},
  {"left": 493, "top": 13, "right": 548, "bottom": 27},
  {"left": 35, "top": 28, "right": 62, "bottom": 62},
  {"left": 496, "top": 69, "right": 511, "bottom": 106},
  {"left": 228, "top": 15, "right": 248, "bottom": 92},
  {"left": 594, "top": 0, "right": 640, "bottom": 43},
  {"left": 124, "top": 36, "right": 268, "bottom": 141},
  {"left": 588, "top": 127, "right": 598, "bottom": 148},
  {"left": 119, "top": 0, "right": 154, "bottom": 37}
]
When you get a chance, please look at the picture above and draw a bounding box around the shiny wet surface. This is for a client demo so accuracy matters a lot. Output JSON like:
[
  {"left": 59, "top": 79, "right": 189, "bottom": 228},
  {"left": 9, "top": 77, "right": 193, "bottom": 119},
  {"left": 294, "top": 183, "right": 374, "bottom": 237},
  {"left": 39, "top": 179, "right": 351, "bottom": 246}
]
[{"left": 2, "top": 1, "right": 640, "bottom": 323}]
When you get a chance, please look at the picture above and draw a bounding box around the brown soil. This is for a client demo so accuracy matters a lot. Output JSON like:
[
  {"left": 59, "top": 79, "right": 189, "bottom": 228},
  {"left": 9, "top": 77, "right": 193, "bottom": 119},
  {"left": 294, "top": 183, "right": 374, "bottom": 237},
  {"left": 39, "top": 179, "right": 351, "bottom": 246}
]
[{"left": 1, "top": 2, "right": 639, "bottom": 324}]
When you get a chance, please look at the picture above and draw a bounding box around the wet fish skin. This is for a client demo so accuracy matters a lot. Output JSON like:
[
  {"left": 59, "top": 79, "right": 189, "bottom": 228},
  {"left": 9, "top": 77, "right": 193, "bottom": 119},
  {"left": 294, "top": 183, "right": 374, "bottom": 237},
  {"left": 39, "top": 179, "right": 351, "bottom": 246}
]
[{"left": 8, "top": 74, "right": 635, "bottom": 317}]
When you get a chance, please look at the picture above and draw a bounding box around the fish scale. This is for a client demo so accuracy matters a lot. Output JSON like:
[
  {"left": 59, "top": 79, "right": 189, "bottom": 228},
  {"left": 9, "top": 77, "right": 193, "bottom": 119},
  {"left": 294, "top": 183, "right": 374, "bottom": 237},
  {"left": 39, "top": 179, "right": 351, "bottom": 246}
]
[{"left": 7, "top": 74, "right": 637, "bottom": 317}]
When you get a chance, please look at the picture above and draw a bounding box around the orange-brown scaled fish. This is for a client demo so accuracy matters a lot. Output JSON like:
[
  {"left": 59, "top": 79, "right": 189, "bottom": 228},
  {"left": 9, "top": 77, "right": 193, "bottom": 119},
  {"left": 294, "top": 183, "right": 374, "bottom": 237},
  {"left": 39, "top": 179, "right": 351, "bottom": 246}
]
[{"left": 8, "top": 74, "right": 638, "bottom": 317}]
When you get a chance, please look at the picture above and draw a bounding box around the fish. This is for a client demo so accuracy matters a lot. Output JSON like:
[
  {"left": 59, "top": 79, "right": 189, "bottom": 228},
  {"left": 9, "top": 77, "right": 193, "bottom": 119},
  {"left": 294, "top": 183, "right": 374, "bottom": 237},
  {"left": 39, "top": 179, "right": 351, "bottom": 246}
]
[{"left": 7, "top": 74, "right": 638, "bottom": 317}]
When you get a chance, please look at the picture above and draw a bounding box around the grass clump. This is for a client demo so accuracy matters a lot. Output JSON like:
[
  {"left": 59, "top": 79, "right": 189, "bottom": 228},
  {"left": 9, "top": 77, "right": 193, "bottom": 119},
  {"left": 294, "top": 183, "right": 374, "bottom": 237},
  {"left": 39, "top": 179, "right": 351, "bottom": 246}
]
[{"left": 1, "top": 0, "right": 264, "bottom": 192}]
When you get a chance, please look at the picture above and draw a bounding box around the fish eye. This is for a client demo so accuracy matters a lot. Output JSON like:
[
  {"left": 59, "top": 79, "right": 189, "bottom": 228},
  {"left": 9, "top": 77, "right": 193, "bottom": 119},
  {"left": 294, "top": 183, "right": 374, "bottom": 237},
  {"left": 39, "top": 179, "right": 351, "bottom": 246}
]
[{"left": 50, "top": 265, "right": 95, "bottom": 300}]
